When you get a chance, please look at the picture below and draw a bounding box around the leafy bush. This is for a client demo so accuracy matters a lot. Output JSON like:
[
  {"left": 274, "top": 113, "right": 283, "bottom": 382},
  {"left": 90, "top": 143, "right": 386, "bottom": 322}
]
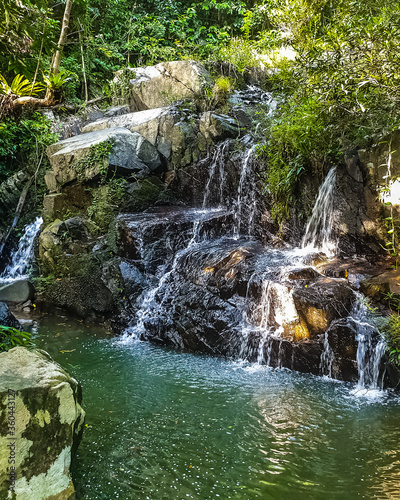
[
  {"left": 214, "top": 37, "right": 261, "bottom": 72},
  {"left": 0, "top": 111, "right": 58, "bottom": 183},
  {"left": 88, "top": 178, "right": 127, "bottom": 232},
  {"left": 0, "top": 325, "right": 34, "bottom": 352},
  {"left": 380, "top": 314, "right": 400, "bottom": 366},
  {"left": 259, "top": 95, "right": 339, "bottom": 220}
]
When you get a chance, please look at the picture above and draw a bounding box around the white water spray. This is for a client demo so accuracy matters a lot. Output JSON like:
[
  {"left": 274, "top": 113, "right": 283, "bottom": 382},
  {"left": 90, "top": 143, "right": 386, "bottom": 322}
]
[
  {"left": 302, "top": 167, "right": 337, "bottom": 256},
  {"left": 0, "top": 217, "right": 42, "bottom": 281},
  {"left": 234, "top": 145, "right": 257, "bottom": 238}
]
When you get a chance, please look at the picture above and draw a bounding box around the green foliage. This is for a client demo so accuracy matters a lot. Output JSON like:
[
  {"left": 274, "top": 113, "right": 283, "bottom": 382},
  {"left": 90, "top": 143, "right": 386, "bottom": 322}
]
[
  {"left": 0, "top": 111, "right": 58, "bottom": 183},
  {"left": 0, "top": 325, "right": 34, "bottom": 352},
  {"left": 380, "top": 313, "right": 400, "bottom": 366},
  {"left": 259, "top": 96, "right": 339, "bottom": 220},
  {"left": 72, "top": 137, "right": 127, "bottom": 231},
  {"left": 0, "top": 73, "right": 44, "bottom": 96},
  {"left": 215, "top": 37, "right": 261, "bottom": 72},
  {"left": 87, "top": 178, "right": 126, "bottom": 231},
  {"left": 203, "top": 75, "right": 235, "bottom": 111},
  {"left": 42, "top": 69, "right": 77, "bottom": 90},
  {"left": 72, "top": 139, "right": 114, "bottom": 182}
]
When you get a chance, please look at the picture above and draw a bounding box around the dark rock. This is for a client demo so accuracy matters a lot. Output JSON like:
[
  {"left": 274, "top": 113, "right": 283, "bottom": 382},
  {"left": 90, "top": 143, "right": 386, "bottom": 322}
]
[
  {"left": 325, "top": 319, "right": 359, "bottom": 381},
  {"left": 40, "top": 274, "right": 115, "bottom": 319},
  {"left": 292, "top": 279, "right": 355, "bottom": 338},
  {"left": 0, "top": 301, "right": 21, "bottom": 328},
  {"left": 288, "top": 267, "right": 320, "bottom": 280},
  {"left": 359, "top": 269, "right": 400, "bottom": 304},
  {"left": 104, "top": 105, "right": 130, "bottom": 117}
]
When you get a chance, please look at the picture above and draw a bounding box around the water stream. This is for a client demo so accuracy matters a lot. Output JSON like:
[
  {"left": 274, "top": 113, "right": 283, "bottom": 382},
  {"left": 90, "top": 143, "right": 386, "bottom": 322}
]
[
  {"left": 120, "top": 155, "right": 386, "bottom": 389},
  {"left": 302, "top": 167, "right": 337, "bottom": 256},
  {"left": 21, "top": 314, "right": 400, "bottom": 500},
  {"left": 3, "top": 136, "right": 397, "bottom": 498},
  {"left": 0, "top": 216, "right": 42, "bottom": 282}
]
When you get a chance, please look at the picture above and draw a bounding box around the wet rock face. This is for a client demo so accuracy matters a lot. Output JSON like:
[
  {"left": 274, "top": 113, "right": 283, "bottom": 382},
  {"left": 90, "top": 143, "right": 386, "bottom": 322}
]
[
  {"left": 292, "top": 279, "right": 355, "bottom": 338},
  {"left": 117, "top": 207, "right": 235, "bottom": 273},
  {"left": 325, "top": 319, "right": 358, "bottom": 381},
  {"left": 0, "top": 347, "right": 85, "bottom": 499},
  {"left": 116, "top": 217, "right": 361, "bottom": 381},
  {"left": 0, "top": 303, "right": 21, "bottom": 329}
]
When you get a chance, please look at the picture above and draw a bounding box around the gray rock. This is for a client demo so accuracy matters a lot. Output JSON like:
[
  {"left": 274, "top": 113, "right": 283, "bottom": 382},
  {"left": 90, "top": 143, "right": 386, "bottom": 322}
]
[
  {"left": 0, "top": 281, "right": 35, "bottom": 305},
  {"left": 199, "top": 112, "right": 241, "bottom": 142},
  {"left": 113, "top": 60, "right": 212, "bottom": 110},
  {"left": 82, "top": 107, "right": 169, "bottom": 136},
  {"left": 47, "top": 127, "right": 162, "bottom": 188},
  {"left": 104, "top": 105, "right": 130, "bottom": 117},
  {"left": 0, "top": 302, "right": 21, "bottom": 329},
  {"left": 0, "top": 347, "right": 85, "bottom": 499},
  {"left": 82, "top": 107, "right": 196, "bottom": 163}
]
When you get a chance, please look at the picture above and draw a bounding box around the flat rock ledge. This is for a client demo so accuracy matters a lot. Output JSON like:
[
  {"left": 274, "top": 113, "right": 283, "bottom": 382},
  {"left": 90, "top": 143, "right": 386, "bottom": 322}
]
[{"left": 0, "top": 347, "right": 85, "bottom": 499}]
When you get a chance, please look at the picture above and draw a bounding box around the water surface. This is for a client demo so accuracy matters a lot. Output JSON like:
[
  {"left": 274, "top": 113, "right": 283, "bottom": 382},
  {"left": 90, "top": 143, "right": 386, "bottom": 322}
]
[{"left": 25, "top": 314, "right": 400, "bottom": 500}]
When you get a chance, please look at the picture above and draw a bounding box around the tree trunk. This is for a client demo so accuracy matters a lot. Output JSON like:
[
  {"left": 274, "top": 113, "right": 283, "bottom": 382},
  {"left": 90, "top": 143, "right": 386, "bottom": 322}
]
[
  {"left": 45, "top": 0, "right": 73, "bottom": 102},
  {"left": 0, "top": 177, "right": 34, "bottom": 256}
]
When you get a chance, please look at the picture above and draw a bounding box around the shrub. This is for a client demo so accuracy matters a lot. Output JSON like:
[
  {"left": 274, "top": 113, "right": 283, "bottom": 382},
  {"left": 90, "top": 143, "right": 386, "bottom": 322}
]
[{"left": 0, "top": 326, "right": 34, "bottom": 352}]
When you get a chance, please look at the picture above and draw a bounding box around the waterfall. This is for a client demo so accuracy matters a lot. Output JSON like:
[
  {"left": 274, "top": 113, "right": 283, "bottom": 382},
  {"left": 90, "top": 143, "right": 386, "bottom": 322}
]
[
  {"left": 320, "top": 332, "right": 335, "bottom": 378},
  {"left": 302, "top": 167, "right": 337, "bottom": 256},
  {"left": 202, "top": 140, "right": 230, "bottom": 209},
  {"left": 0, "top": 217, "right": 42, "bottom": 281},
  {"left": 234, "top": 144, "right": 258, "bottom": 238},
  {"left": 125, "top": 210, "right": 212, "bottom": 339},
  {"left": 350, "top": 300, "right": 386, "bottom": 391}
]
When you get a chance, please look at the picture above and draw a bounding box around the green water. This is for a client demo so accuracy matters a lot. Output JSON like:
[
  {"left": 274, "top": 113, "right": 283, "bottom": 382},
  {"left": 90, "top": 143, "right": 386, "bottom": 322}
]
[{"left": 25, "top": 313, "right": 400, "bottom": 500}]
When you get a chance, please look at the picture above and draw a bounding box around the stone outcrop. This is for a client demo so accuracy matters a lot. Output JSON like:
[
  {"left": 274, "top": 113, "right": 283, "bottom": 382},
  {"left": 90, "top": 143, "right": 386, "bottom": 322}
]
[
  {"left": 37, "top": 217, "right": 117, "bottom": 318},
  {"left": 112, "top": 60, "right": 212, "bottom": 110},
  {"left": 46, "top": 127, "right": 162, "bottom": 189},
  {"left": 0, "top": 281, "right": 35, "bottom": 305},
  {"left": 0, "top": 347, "right": 84, "bottom": 499},
  {"left": 113, "top": 210, "right": 364, "bottom": 381},
  {"left": 0, "top": 302, "right": 21, "bottom": 329}
]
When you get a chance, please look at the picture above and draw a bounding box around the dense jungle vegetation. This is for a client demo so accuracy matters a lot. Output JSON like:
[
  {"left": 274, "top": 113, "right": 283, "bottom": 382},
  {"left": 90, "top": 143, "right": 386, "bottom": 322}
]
[{"left": 1, "top": 0, "right": 400, "bottom": 211}]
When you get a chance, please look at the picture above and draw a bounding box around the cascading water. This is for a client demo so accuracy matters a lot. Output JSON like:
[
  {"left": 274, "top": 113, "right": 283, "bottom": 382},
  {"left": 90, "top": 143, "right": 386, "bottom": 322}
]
[
  {"left": 350, "top": 299, "right": 386, "bottom": 391},
  {"left": 202, "top": 140, "right": 230, "bottom": 209},
  {"left": 122, "top": 207, "right": 230, "bottom": 340},
  {"left": 302, "top": 167, "right": 337, "bottom": 256},
  {"left": 320, "top": 332, "right": 335, "bottom": 378},
  {"left": 0, "top": 217, "right": 42, "bottom": 282},
  {"left": 233, "top": 144, "right": 258, "bottom": 238},
  {"left": 119, "top": 95, "right": 388, "bottom": 391}
]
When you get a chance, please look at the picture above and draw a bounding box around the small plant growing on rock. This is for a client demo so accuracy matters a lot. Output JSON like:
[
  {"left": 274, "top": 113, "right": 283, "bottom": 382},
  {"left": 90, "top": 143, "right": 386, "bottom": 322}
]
[
  {"left": 72, "top": 139, "right": 115, "bottom": 181},
  {"left": 380, "top": 314, "right": 400, "bottom": 366},
  {"left": 0, "top": 326, "right": 34, "bottom": 352}
]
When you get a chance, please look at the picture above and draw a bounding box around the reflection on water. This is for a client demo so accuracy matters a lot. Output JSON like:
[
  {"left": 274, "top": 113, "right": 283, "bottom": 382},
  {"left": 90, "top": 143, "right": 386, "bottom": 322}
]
[{"left": 23, "top": 313, "right": 400, "bottom": 500}]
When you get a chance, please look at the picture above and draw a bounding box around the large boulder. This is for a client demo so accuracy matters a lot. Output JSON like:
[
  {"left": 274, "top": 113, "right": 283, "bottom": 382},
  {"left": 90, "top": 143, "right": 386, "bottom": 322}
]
[
  {"left": 81, "top": 107, "right": 194, "bottom": 163},
  {"left": 292, "top": 278, "right": 355, "bottom": 339},
  {"left": 82, "top": 108, "right": 242, "bottom": 164},
  {"left": 0, "top": 281, "right": 35, "bottom": 305},
  {"left": 46, "top": 127, "right": 162, "bottom": 189},
  {"left": 0, "top": 347, "right": 85, "bottom": 499},
  {"left": 112, "top": 60, "right": 212, "bottom": 111},
  {"left": 82, "top": 107, "right": 169, "bottom": 136}
]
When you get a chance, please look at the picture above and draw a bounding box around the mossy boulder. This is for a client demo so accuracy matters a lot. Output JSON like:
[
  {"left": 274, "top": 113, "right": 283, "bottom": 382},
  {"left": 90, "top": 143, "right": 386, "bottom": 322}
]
[
  {"left": 46, "top": 127, "right": 162, "bottom": 190},
  {"left": 0, "top": 347, "right": 84, "bottom": 499}
]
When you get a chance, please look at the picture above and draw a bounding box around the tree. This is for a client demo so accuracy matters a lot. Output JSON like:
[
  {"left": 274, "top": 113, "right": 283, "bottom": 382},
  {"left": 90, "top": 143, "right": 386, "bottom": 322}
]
[{"left": 0, "top": 0, "right": 73, "bottom": 109}]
